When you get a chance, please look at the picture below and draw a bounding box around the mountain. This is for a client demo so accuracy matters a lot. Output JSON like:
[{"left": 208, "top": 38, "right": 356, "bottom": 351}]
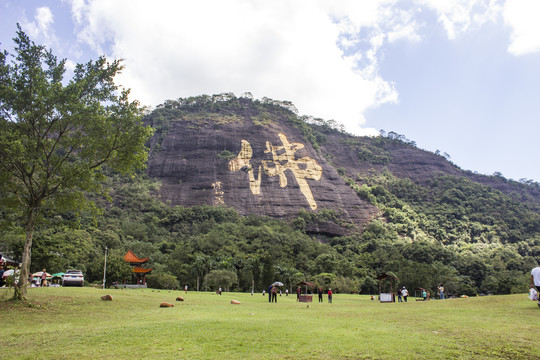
[
  {"left": 145, "top": 94, "right": 381, "bottom": 236},
  {"left": 144, "top": 93, "right": 540, "bottom": 239},
  {"left": 3, "top": 93, "right": 538, "bottom": 296}
]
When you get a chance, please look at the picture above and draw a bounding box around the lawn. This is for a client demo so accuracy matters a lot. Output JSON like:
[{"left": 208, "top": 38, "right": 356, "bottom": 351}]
[{"left": 1, "top": 287, "right": 538, "bottom": 359}]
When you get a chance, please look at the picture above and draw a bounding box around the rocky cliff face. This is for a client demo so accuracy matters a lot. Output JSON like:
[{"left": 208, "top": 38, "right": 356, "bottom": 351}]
[
  {"left": 146, "top": 102, "right": 380, "bottom": 235},
  {"left": 145, "top": 96, "right": 539, "bottom": 236}
]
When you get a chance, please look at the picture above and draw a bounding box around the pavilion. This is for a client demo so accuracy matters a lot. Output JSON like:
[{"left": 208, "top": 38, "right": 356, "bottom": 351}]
[{"left": 123, "top": 250, "right": 153, "bottom": 286}]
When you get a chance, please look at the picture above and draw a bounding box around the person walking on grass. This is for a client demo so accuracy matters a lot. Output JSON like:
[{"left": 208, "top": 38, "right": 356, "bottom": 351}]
[
  {"left": 0, "top": 266, "right": 4, "bottom": 287},
  {"left": 438, "top": 284, "right": 445, "bottom": 300},
  {"left": 531, "top": 264, "right": 540, "bottom": 307},
  {"left": 271, "top": 286, "right": 278, "bottom": 303},
  {"left": 402, "top": 286, "right": 408, "bottom": 302},
  {"left": 397, "top": 287, "right": 403, "bottom": 302},
  {"left": 40, "top": 269, "right": 47, "bottom": 287},
  {"left": 318, "top": 287, "right": 323, "bottom": 303},
  {"left": 328, "top": 288, "right": 333, "bottom": 304}
]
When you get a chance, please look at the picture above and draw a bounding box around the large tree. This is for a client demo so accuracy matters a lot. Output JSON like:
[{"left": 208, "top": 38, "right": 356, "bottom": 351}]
[{"left": 0, "top": 26, "right": 153, "bottom": 299}]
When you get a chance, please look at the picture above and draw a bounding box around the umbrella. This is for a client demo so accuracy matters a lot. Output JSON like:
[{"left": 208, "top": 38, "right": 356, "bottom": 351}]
[
  {"left": 51, "top": 272, "right": 65, "bottom": 278},
  {"left": 271, "top": 281, "right": 284, "bottom": 287},
  {"left": 32, "top": 271, "right": 51, "bottom": 278},
  {"left": 2, "top": 269, "right": 14, "bottom": 278}
]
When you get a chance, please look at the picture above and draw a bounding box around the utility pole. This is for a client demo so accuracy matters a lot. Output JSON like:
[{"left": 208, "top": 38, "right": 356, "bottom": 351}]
[{"left": 102, "top": 247, "right": 108, "bottom": 289}]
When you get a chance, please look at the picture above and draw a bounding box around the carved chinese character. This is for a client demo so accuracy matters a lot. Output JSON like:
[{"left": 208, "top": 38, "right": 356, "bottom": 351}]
[
  {"left": 228, "top": 133, "right": 322, "bottom": 210},
  {"left": 211, "top": 181, "right": 225, "bottom": 205},
  {"left": 227, "top": 140, "right": 262, "bottom": 195},
  {"left": 262, "top": 133, "right": 322, "bottom": 210}
]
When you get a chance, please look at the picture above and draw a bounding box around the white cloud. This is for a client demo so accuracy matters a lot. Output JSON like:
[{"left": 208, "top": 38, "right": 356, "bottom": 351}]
[
  {"left": 387, "top": 21, "right": 422, "bottom": 43},
  {"left": 417, "top": 0, "right": 540, "bottom": 56},
  {"left": 21, "top": 6, "right": 58, "bottom": 47},
  {"left": 503, "top": 0, "right": 540, "bottom": 55},
  {"left": 419, "top": 0, "right": 502, "bottom": 39},
  {"left": 67, "top": 0, "right": 540, "bottom": 135},
  {"left": 66, "top": 0, "right": 407, "bottom": 135}
]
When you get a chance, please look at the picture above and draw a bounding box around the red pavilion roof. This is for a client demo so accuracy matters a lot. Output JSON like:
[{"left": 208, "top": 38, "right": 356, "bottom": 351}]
[
  {"left": 132, "top": 267, "right": 153, "bottom": 274},
  {"left": 123, "top": 250, "right": 149, "bottom": 264}
]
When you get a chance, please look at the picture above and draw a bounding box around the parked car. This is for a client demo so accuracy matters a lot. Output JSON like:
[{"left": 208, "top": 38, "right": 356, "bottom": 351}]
[{"left": 62, "top": 269, "right": 84, "bottom": 287}]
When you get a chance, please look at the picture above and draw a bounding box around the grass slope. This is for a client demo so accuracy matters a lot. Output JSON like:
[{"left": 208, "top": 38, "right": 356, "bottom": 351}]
[{"left": 1, "top": 288, "right": 538, "bottom": 359}]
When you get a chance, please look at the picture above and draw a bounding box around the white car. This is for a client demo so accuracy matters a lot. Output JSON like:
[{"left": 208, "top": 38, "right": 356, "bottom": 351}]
[{"left": 62, "top": 269, "right": 84, "bottom": 287}]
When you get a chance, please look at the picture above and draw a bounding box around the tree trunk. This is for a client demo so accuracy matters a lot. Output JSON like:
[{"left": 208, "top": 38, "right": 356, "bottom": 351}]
[{"left": 15, "top": 208, "right": 39, "bottom": 300}]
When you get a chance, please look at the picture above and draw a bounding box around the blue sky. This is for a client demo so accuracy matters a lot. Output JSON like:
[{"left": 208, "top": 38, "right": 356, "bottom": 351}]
[{"left": 1, "top": 0, "right": 539, "bottom": 182}]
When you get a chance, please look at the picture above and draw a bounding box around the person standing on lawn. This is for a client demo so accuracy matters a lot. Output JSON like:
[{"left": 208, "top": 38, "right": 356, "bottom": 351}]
[
  {"left": 40, "top": 269, "right": 47, "bottom": 287},
  {"left": 402, "top": 286, "right": 408, "bottom": 302},
  {"left": 328, "top": 288, "right": 333, "bottom": 304},
  {"left": 531, "top": 264, "right": 540, "bottom": 307},
  {"left": 271, "top": 286, "right": 278, "bottom": 303},
  {"left": 438, "top": 284, "right": 445, "bottom": 300}
]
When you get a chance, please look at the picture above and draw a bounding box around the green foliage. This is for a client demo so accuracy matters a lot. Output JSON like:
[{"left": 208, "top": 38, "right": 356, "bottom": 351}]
[
  {"left": 342, "top": 170, "right": 539, "bottom": 295},
  {"left": 217, "top": 150, "right": 236, "bottom": 161},
  {"left": 313, "top": 272, "right": 335, "bottom": 289},
  {"left": 0, "top": 73, "right": 538, "bottom": 300},
  {"left": 330, "top": 276, "right": 360, "bottom": 293},
  {"left": 204, "top": 269, "right": 238, "bottom": 291},
  {"left": 0, "top": 27, "right": 153, "bottom": 298},
  {"left": 146, "top": 272, "right": 180, "bottom": 290},
  {"left": 87, "top": 249, "right": 132, "bottom": 287},
  {"left": 340, "top": 138, "right": 392, "bottom": 164},
  {"left": 2, "top": 143, "right": 537, "bottom": 298},
  {"left": 149, "top": 93, "right": 333, "bottom": 151}
]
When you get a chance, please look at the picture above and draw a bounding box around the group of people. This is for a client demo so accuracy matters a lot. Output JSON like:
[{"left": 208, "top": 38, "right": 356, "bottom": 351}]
[
  {"left": 261, "top": 285, "right": 335, "bottom": 303},
  {"left": 0, "top": 262, "right": 21, "bottom": 287},
  {"left": 396, "top": 286, "right": 409, "bottom": 302},
  {"left": 395, "top": 284, "right": 445, "bottom": 302},
  {"left": 317, "top": 287, "right": 333, "bottom": 303},
  {"left": 27, "top": 269, "right": 49, "bottom": 287}
]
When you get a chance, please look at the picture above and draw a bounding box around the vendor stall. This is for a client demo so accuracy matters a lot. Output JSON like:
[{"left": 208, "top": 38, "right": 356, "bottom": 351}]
[
  {"left": 376, "top": 272, "right": 398, "bottom": 303},
  {"left": 297, "top": 281, "right": 315, "bottom": 302}
]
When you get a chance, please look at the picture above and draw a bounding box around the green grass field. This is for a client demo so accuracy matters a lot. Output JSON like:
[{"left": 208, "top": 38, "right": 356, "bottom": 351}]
[{"left": 1, "top": 287, "right": 538, "bottom": 359}]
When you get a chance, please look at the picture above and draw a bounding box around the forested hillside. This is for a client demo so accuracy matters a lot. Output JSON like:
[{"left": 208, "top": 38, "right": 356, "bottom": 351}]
[{"left": 1, "top": 94, "right": 539, "bottom": 296}]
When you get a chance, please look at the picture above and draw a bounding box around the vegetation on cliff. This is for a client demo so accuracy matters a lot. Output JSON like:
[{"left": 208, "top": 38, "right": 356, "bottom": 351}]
[{"left": 1, "top": 94, "right": 538, "bottom": 297}]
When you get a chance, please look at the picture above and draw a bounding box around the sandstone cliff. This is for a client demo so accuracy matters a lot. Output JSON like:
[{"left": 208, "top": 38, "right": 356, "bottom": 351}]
[
  {"left": 146, "top": 98, "right": 380, "bottom": 235},
  {"left": 145, "top": 95, "right": 540, "bottom": 237}
]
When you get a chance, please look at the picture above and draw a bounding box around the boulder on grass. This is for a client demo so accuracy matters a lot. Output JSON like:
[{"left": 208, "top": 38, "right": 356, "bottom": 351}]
[
  {"left": 231, "top": 300, "right": 240, "bottom": 305},
  {"left": 160, "top": 302, "right": 174, "bottom": 308},
  {"left": 101, "top": 295, "right": 113, "bottom": 301},
  {"left": 176, "top": 296, "right": 184, "bottom": 302}
]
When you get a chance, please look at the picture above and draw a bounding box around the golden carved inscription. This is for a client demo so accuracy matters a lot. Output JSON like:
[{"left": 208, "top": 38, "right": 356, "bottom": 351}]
[
  {"left": 228, "top": 133, "right": 322, "bottom": 210},
  {"left": 227, "top": 140, "right": 262, "bottom": 195},
  {"left": 212, "top": 181, "right": 225, "bottom": 205}
]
